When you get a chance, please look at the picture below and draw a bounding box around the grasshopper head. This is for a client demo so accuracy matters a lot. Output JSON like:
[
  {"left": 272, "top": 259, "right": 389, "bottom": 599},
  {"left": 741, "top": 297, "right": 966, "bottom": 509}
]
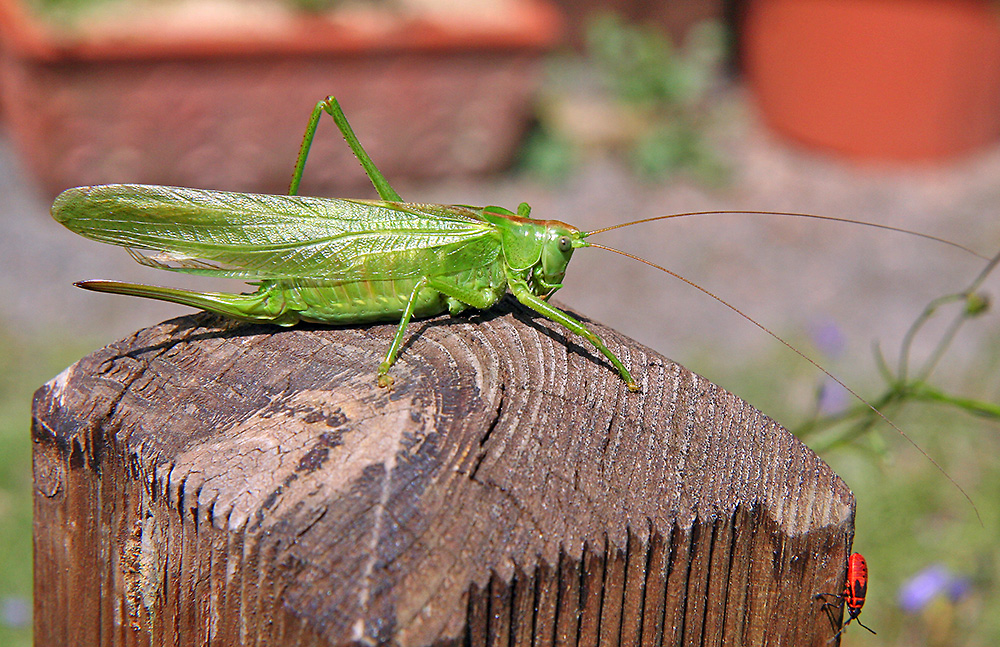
[
  {"left": 483, "top": 210, "right": 585, "bottom": 296},
  {"left": 533, "top": 222, "right": 583, "bottom": 295}
]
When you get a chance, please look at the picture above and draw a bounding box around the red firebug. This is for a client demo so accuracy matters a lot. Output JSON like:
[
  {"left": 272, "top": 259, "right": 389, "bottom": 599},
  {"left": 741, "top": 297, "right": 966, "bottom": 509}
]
[{"left": 819, "top": 552, "right": 877, "bottom": 640}]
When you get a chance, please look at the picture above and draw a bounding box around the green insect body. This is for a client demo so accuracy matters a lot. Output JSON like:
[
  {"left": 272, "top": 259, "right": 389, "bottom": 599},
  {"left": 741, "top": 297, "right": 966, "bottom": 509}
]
[{"left": 52, "top": 97, "right": 637, "bottom": 390}]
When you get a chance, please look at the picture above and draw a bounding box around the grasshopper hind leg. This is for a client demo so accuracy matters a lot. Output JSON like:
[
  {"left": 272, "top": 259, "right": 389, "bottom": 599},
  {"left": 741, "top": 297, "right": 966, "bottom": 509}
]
[
  {"left": 75, "top": 280, "right": 303, "bottom": 326},
  {"left": 288, "top": 96, "right": 402, "bottom": 202}
]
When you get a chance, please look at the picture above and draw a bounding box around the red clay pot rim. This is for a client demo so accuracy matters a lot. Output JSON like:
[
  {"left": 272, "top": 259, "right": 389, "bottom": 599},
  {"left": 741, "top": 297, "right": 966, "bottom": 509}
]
[{"left": 0, "top": 0, "right": 563, "bottom": 62}]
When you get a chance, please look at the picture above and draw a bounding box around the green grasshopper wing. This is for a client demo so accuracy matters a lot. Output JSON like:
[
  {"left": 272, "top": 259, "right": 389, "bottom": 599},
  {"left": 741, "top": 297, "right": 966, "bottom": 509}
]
[{"left": 52, "top": 185, "right": 498, "bottom": 282}]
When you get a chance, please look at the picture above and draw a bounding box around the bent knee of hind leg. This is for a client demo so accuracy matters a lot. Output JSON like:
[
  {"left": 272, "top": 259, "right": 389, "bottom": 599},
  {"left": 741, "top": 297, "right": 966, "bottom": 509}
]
[{"left": 231, "top": 286, "right": 303, "bottom": 326}]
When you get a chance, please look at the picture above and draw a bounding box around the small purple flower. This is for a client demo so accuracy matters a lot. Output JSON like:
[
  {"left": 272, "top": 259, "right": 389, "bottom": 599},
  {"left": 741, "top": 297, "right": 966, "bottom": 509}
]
[
  {"left": 945, "top": 576, "right": 972, "bottom": 602},
  {"left": 898, "top": 564, "right": 971, "bottom": 613},
  {"left": 810, "top": 320, "right": 847, "bottom": 358},
  {"left": 0, "top": 596, "right": 30, "bottom": 629},
  {"left": 817, "top": 378, "right": 849, "bottom": 415}
]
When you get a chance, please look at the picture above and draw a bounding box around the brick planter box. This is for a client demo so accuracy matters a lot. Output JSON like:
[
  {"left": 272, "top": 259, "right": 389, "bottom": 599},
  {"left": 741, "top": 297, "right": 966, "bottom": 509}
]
[{"left": 0, "top": 0, "right": 561, "bottom": 196}]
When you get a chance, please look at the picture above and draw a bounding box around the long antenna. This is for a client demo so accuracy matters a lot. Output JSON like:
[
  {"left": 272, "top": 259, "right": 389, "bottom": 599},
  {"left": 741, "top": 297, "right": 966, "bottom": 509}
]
[
  {"left": 585, "top": 241, "right": 983, "bottom": 526},
  {"left": 584, "top": 211, "right": 988, "bottom": 260}
]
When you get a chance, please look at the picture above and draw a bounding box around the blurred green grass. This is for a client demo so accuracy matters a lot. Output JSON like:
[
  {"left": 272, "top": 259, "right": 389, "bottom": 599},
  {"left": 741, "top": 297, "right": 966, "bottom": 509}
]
[
  {"left": 694, "top": 329, "right": 1000, "bottom": 646},
  {"left": 0, "top": 331, "right": 99, "bottom": 647},
  {"left": 818, "top": 406, "right": 1000, "bottom": 646}
]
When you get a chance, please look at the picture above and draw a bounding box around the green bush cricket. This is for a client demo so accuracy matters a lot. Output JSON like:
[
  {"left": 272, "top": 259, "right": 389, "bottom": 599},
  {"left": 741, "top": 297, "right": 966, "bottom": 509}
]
[
  {"left": 52, "top": 96, "right": 640, "bottom": 390},
  {"left": 52, "top": 96, "right": 989, "bottom": 518},
  {"left": 51, "top": 96, "right": 985, "bottom": 392}
]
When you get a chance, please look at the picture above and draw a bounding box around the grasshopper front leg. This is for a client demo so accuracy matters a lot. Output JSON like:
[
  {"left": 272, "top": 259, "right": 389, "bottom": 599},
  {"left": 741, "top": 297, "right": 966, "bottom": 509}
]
[
  {"left": 377, "top": 274, "right": 505, "bottom": 387},
  {"left": 507, "top": 277, "right": 640, "bottom": 392}
]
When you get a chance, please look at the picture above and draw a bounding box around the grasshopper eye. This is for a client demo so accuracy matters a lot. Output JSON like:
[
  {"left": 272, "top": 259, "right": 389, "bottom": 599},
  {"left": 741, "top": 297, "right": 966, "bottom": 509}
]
[{"left": 557, "top": 236, "right": 572, "bottom": 252}]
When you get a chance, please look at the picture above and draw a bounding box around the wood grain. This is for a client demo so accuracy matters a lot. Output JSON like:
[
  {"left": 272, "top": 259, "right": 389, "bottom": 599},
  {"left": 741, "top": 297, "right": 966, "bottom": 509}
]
[{"left": 32, "top": 297, "right": 855, "bottom": 645}]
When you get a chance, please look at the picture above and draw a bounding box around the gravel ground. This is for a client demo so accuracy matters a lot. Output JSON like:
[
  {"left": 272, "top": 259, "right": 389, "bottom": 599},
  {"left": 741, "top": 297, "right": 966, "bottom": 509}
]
[{"left": 4, "top": 88, "right": 1000, "bottom": 395}]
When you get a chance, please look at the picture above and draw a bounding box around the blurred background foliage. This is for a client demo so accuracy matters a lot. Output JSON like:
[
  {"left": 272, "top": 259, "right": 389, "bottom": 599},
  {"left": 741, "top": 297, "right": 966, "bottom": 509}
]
[{"left": 522, "top": 14, "right": 730, "bottom": 184}]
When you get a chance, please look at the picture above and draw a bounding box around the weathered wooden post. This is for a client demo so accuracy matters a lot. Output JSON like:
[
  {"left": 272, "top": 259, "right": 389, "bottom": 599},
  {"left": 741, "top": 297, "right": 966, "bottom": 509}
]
[{"left": 32, "top": 298, "right": 855, "bottom": 646}]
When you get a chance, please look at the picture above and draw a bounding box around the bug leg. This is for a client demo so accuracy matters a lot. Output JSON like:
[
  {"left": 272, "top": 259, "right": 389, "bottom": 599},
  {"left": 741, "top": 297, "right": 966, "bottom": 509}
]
[
  {"left": 815, "top": 593, "right": 845, "bottom": 639},
  {"left": 425, "top": 276, "right": 502, "bottom": 311},
  {"left": 287, "top": 100, "right": 326, "bottom": 196},
  {"left": 377, "top": 277, "right": 430, "bottom": 388},
  {"left": 507, "top": 279, "right": 640, "bottom": 392},
  {"left": 74, "top": 280, "right": 303, "bottom": 325},
  {"left": 288, "top": 96, "right": 402, "bottom": 202}
]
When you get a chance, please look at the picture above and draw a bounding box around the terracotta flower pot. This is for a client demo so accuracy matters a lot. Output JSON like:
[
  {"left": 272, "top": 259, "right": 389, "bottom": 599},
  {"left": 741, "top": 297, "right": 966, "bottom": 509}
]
[
  {"left": 742, "top": 0, "right": 1000, "bottom": 161},
  {"left": 0, "top": 0, "right": 562, "bottom": 196}
]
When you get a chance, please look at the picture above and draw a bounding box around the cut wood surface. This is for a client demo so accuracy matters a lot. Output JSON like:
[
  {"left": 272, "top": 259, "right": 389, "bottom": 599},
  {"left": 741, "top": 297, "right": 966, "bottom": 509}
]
[{"left": 32, "top": 297, "right": 855, "bottom": 646}]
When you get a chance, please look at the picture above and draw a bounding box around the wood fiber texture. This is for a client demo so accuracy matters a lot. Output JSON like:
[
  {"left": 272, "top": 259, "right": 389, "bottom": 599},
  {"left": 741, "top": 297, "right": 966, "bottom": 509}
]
[{"left": 32, "top": 297, "right": 855, "bottom": 646}]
